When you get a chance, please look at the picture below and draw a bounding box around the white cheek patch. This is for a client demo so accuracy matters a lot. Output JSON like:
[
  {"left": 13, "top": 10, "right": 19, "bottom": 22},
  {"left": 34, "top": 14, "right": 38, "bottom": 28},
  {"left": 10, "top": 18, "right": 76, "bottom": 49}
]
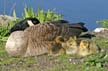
[{"left": 27, "top": 20, "right": 34, "bottom": 26}]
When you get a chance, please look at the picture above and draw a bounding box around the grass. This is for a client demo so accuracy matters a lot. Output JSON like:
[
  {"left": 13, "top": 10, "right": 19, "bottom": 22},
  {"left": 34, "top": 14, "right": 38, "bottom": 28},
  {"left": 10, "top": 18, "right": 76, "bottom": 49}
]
[
  {"left": 22, "top": 6, "right": 63, "bottom": 23},
  {"left": 0, "top": 37, "right": 108, "bottom": 71},
  {"left": 96, "top": 19, "right": 108, "bottom": 28}
]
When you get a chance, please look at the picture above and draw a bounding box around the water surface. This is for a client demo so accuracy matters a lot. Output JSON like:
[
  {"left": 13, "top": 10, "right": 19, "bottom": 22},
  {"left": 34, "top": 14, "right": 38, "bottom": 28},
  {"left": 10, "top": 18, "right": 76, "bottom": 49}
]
[{"left": 0, "top": 0, "right": 108, "bottom": 31}]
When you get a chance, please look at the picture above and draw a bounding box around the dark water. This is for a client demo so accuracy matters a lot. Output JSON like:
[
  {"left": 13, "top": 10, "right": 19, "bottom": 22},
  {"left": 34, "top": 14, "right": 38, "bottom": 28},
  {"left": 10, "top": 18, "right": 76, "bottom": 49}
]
[{"left": 0, "top": 0, "right": 108, "bottom": 31}]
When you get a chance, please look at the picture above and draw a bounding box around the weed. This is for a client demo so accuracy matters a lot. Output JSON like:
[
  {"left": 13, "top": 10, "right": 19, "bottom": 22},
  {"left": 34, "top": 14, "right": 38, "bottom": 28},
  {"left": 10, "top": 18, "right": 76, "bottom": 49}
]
[{"left": 96, "top": 19, "right": 108, "bottom": 28}]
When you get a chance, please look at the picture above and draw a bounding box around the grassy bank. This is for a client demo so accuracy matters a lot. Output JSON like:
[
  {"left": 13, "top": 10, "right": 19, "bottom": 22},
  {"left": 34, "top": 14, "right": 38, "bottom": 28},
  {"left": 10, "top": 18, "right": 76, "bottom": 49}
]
[{"left": 0, "top": 37, "right": 108, "bottom": 71}]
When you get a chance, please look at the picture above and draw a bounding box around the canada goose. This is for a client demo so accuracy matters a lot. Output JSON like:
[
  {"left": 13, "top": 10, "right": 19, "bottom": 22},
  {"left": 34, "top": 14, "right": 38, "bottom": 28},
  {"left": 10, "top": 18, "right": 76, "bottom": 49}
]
[{"left": 5, "top": 20, "right": 88, "bottom": 57}]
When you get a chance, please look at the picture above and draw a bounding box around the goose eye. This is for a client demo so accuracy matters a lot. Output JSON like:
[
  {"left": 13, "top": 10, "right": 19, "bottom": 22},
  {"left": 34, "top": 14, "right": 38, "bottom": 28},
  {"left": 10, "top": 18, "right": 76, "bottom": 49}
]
[{"left": 32, "top": 21, "right": 37, "bottom": 24}]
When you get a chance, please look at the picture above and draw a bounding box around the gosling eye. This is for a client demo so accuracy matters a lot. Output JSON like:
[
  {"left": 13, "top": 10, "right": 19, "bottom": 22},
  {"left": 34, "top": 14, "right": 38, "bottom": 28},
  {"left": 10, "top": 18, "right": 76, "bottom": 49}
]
[{"left": 69, "top": 43, "right": 73, "bottom": 46}]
